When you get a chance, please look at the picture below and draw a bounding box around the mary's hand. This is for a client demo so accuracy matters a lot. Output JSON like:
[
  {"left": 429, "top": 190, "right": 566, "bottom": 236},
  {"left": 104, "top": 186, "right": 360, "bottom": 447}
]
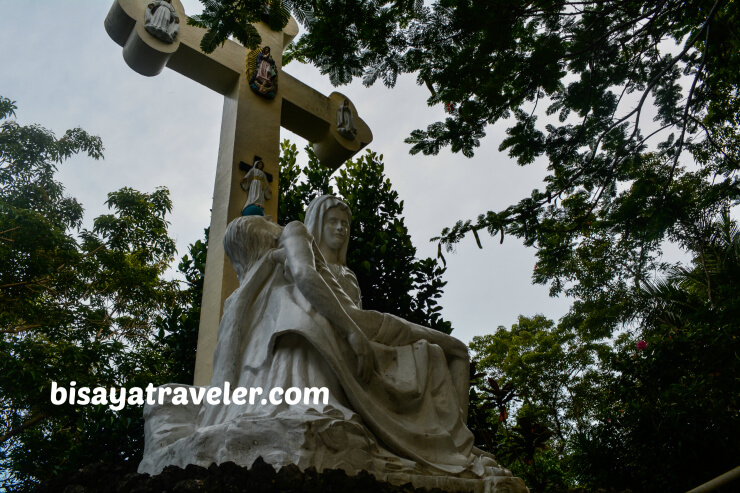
[
  {"left": 268, "top": 247, "right": 286, "bottom": 265},
  {"left": 347, "top": 331, "right": 375, "bottom": 383},
  {"left": 408, "top": 321, "right": 468, "bottom": 361}
]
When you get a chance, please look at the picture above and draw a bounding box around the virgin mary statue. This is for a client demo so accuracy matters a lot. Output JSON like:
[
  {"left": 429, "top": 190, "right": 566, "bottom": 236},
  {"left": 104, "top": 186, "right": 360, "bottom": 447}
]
[{"left": 138, "top": 196, "right": 527, "bottom": 492}]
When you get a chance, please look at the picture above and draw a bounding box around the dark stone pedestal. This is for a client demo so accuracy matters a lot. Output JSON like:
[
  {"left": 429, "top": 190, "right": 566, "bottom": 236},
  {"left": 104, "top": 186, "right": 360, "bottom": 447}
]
[{"left": 38, "top": 458, "right": 455, "bottom": 493}]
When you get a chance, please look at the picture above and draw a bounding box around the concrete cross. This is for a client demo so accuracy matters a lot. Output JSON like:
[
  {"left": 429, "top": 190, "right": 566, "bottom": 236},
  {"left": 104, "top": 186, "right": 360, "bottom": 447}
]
[{"left": 105, "top": 0, "right": 373, "bottom": 386}]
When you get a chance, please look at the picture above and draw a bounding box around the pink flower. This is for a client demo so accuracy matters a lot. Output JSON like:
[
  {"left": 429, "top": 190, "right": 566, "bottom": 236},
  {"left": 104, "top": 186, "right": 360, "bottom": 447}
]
[{"left": 636, "top": 340, "right": 647, "bottom": 350}]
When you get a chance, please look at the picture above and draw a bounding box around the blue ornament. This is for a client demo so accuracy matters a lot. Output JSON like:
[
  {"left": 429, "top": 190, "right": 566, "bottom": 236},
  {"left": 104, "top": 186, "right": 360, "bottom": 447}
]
[{"left": 241, "top": 204, "right": 265, "bottom": 217}]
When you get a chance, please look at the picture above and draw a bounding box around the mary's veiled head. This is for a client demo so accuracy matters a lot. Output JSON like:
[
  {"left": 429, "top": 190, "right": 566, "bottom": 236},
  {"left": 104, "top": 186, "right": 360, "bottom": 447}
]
[{"left": 305, "top": 195, "right": 352, "bottom": 266}]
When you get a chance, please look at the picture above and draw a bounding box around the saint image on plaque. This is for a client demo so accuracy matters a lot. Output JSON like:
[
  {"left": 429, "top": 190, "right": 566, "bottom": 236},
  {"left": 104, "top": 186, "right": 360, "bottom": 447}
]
[
  {"left": 337, "top": 99, "right": 357, "bottom": 140},
  {"left": 248, "top": 46, "right": 278, "bottom": 99},
  {"left": 144, "top": 0, "right": 179, "bottom": 43}
]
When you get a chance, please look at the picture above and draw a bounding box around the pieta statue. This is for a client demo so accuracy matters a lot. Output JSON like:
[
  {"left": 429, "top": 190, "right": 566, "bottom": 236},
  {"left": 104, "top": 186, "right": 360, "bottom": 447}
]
[{"left": 139, "top": 196, "right": 528, "bottom": 492}]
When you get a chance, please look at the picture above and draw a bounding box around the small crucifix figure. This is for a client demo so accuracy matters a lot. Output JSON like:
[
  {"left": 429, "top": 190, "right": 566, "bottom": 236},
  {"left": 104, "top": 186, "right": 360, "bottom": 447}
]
[
  {"left": 105, "top": 0, "right": 373, "bottom": 385},
  {"left": 240, "top": 156, "right": 272, "bottom": 216}
]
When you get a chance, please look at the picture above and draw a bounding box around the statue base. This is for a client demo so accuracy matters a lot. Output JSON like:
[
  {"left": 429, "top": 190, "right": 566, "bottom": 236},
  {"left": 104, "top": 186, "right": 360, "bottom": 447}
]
[{"left": 138, "top": 385, "right": 528, "bottom": 493}]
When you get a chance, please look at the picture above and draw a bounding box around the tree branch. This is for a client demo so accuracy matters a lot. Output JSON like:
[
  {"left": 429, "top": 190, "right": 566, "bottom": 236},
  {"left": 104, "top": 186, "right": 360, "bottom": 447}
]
[
  {"left": 0, "top": 413, "right": 49, "bottom": 445},
  {"left": 1, "top": 324, "right": 41, "bottom": 335},
  {"left": 669, "top": 17, "right": 711, "bottom": 183}
]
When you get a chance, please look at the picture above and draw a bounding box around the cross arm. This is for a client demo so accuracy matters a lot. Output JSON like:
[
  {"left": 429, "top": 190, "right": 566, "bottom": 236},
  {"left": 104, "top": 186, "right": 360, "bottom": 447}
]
[
  {"left": 105, "top": 0, "right": 296, "bottom": 95},
  {"left": 280, "top": 71, "right": 373, "bottom": 171}
]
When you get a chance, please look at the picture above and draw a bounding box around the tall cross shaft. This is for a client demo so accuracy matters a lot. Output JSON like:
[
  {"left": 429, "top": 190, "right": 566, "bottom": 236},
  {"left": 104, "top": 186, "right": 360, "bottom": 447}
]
[{"left": 105, "top": 0, "right": 372, "bottom": 386}]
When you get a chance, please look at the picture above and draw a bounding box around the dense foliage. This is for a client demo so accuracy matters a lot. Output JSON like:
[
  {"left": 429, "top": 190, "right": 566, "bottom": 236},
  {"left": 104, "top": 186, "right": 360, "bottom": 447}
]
[
  {"left": 153, "top": 230, "right": 208, "bottom": 386},
  {"left": 467, "top": 210, "right": 740, "bottom": 492},
  {"left": 573, "top": 211, "right": 740, "bottom": 492},
  {"left": 0, "top": 96, "right": 182, "bottom": 489},
  {"left": 468, "top": 315, "right": 606, "bottom": 491}
]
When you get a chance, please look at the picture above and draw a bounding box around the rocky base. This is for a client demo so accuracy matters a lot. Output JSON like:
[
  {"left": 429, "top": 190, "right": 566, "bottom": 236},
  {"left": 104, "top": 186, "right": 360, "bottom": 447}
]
[
  {"left": 37, "top": 458, "right": 633, "bottom": 493},
  {"left": 38, "top": 458, "right": 455, "bottom": 493},
  {"left": 139, "top": 407, "right": 523, "bottom": 492}
]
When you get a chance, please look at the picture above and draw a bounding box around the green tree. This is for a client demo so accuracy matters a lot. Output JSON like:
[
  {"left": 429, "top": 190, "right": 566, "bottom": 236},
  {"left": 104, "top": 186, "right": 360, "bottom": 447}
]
[
  {"left": 468, "top": 211, "right": 740, "bottom": 492},
  {"left": 469, "top": 315, "right": 609, "bottom": 491},
  {"left": 0, "top": 96, "right": 179, "bottom": 489},
  {"left": 153, "top": 229, "right": 208, "bottom": 386},
  {"left": 574, "top": 211, "right": 740, "bottom": 492},
  {"left": 471, "top": 315, "right": 609, "bottom": 448},
  {"left": 278, "top": 140, "right": 452, "bottom": 333}
]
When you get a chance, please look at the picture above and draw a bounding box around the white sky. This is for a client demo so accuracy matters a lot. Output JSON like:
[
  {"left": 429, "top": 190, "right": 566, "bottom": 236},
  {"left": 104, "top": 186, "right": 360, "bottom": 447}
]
[{"left": 0, "top": 0, "right": 572, "bottom": 344}]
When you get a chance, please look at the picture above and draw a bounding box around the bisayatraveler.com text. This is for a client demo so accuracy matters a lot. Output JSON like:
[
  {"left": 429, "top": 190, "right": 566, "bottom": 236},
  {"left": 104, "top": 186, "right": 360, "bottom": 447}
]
[{"left": 50, "top": 382, "right": 329, "bottom": 411}]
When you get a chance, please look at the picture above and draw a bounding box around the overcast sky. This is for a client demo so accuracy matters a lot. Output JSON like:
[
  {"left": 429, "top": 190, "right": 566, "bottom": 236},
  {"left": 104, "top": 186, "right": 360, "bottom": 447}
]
[{"left": 0, "top": 0, "right": 572, "bottom": 344}]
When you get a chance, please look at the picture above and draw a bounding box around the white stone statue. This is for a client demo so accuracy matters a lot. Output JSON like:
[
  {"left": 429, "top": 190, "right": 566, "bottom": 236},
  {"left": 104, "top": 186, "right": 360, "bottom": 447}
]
[
  {"left": 240, "top": 159, "right": 272, "bottom": 216},
  {"left": 138, "top": 196, "right": 527, "bottom": 492},
  {"left": 336, "top": 99, "right": 357, "bottom": 140},
  {"left": 144, "top": 0, "right": 179, "bottom": 43}
]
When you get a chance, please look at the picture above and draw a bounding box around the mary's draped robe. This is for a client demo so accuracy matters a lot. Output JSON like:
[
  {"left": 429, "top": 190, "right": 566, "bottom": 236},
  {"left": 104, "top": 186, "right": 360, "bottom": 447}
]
[{"left": 138, "top": 216, "right": 527, "bottom": 493}]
